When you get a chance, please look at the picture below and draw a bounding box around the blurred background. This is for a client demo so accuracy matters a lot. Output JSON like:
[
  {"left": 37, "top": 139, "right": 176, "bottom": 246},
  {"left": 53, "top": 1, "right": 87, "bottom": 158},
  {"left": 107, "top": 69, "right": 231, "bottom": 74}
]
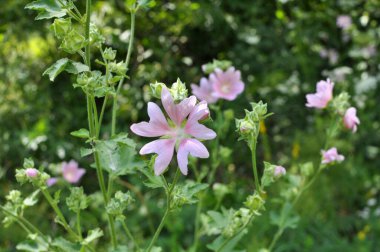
[{"left": 0, "top": 0, "right": 379, "bottom": 251}]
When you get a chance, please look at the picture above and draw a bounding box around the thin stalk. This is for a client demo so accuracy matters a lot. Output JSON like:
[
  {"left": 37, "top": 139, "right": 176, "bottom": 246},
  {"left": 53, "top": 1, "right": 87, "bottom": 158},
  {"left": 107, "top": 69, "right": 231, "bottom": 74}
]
[
  {"left": 97, "top": 95, "right": 108, "bottom": 138},
  {"left": 111, "top": 11, "right": 136, "bottom": 136},
  {"left": 146, "top": 169, "right": 180, "bottom": 252},
  {"left": 193, "top": 196, "right": 203, "bottom": 250},
  {"left": 85, "top": 0, "right": 92, "bottom": 68},
  {"left": 120, "top": 219, "right": 140, "bottom": 250},
  {"left": 77, "top": 211, "right": 82, "bottom": 239},
  {"left": 41, "top": 189, "right": 79, "bottom": 239},
  {"left": 250, "top": 138, "right": 261, "bottom": 192}
]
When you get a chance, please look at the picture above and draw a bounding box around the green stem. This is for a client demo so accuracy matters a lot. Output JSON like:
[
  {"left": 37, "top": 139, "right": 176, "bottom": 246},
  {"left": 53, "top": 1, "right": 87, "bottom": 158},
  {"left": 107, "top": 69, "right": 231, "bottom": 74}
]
[
  {"left": 120, "top": 219, "right": 140, "bottom": 250},
  {"left": 268, "top": 228, "right": 284, "bottom": 251},
  {"left": 193, "top": 196, "right": 203, "bottom": 250},
  {"left": 85, "top": 0, "right": 91, "bottom": 68},
  {"left": 111, "top": 11, "right": 136, "bottom": 136},
  {"left": 97, "top": 95, "right": 108, "bottom": 138},
  {"left": 250, "top": 138, "right": 261, "bottom": 192},
  {"left": 146, "top": 169, "right": 180, "bottom": 252},
  {"left": 41, "top": 189, "right": 79, "bottom": 239},
  {"left": 77, "top": 211, "right": 82, "bottom": 239}
]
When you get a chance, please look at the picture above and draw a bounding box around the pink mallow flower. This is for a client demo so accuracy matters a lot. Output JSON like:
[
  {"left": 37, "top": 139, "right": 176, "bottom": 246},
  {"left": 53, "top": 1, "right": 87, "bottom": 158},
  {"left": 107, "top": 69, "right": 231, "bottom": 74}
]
[
  {"left": 209, "top": 67, "right": 244, "bottom": 101},
  {"left": 131, "top": 87, "right": 216, "bottom": 176},
  {"left": 191, "top": 77, "right": 219, "bottom": 104},
  {"left": 274, "top": 166, "right": 286, "bottom": 177},
  {"left": 62, "top": 160, "right": 86, "bottom": 184},
  {"left": 336, "top": 15, "right": 352, "bottom": 30},
  {"left": 343, "top": 107, "right": 360, "bottom": 133},
  {"left": 321, "top": 147, "right": 345, "bottom": 164},
  {"left": 25, "top": 168, "right": 38, "bottom": 178},
  {"left": 306, "top": 79, "right": 334, "bottom": 109}
]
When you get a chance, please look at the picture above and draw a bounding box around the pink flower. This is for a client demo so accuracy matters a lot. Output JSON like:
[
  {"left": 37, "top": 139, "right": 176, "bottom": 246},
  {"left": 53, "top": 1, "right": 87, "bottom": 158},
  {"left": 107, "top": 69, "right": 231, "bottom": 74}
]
[
  {"left": 343, "top": 107, "right": 360, "bottom": 133},
  {"left": 336, "top": 15, "right": 352, "bottom": 30},
  {"left": 306, "top": 79, "right": 334, "bottom": 109},
  {"left": 209, "top": 67, "right": 244, "bottom": 101},
  {"left": 321, "top": 147, "right": 345, "bottom": 164},
  {"left": 191, "top": 77, "right": 219, "bottom": 104},
  {"left": 62, "top": 160, "right": 86, "bottom": 184},
  {"left": 274, "top": 166, "right": 286, "bottom": 177},
  {"left": 131, "top": 88, "right": 216, "bottom": 176},
  {"left": 25, "top": 168, "right": 38, "bottom": 178},
  {"left": 46, "top": 177, "right": 58, "bottom": 187}
]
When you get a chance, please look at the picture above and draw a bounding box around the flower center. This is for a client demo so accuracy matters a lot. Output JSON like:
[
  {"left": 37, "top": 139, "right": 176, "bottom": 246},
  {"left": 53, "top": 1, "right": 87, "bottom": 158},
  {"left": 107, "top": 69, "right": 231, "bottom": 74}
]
[{"left": 221, "top": 81, "right": 231, "bottom": 93}]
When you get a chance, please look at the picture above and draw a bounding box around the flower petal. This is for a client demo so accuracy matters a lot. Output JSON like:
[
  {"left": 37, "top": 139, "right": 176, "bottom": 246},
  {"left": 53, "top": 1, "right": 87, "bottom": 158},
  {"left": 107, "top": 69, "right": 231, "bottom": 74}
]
[
  {"left": 140, "top": 139, "right": 176, "bottom": 175},
  {"left": 161, "top": 87, "right": 196, "bottom": 125},
  {"left": 177, "top": 139, "right": 209, "bottom": 175},
  {"left": 185, "top": 121, "right": 216, "bottom": 140}
]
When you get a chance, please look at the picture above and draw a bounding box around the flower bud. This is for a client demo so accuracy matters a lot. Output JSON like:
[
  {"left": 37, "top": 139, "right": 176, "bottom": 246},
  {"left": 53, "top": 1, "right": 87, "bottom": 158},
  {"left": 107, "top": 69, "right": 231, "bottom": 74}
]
[
  {"left": 150, "top": 81, "right": 167, "bottom": 99},
  {"left": 103, "top": 47, "right": 117, "bottom": 61},
  {"left": 274, "top": 166, "right": 286, "bottom": 177},
  {"left": 331, "top": 92, "right": 350, "bottom": 114},
  {"left": 202, "top": 59, "right": 232, "bottom": 74},
  {"left": 25, "top": 168, "right": 39, "bottom": 178},
  {"left": 244, "top": 192, "right": 265, "bottom": 212},
  {"left": 51, "top": 18, "right": 72, "bottom": 39},
  {"left": 109, "top": 61, "right": 127, "bottom": 75},
  {"left": 170, "top": 78, "right": 188, "bottom": 101}
]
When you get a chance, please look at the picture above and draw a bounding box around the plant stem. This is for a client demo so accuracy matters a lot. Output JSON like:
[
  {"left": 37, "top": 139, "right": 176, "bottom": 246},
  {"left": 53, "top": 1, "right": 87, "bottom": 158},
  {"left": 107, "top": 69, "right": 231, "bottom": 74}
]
[
  {"left": 120, "top": 218, "right": 140, "bottom": 250},
  {"left": 85, "top": 0, "right": 91, "bottom": 68},
  {"left": 250, "top": 138, "right": 261, "bottom": 192},
  {"left": 193, "top": 195, "right": 203, "bottom": 250},
  {"left": 146, "top": 169, "right": 180, "bottom": 252},
  {"left": 77, "top": 211, "right": 82, "bottom": 239},
  {"left": 41, "top": 189, "right": 79, "bottom": 239},
  {"left": 111, "top": 11, "right": 136, "bottom": 136}
]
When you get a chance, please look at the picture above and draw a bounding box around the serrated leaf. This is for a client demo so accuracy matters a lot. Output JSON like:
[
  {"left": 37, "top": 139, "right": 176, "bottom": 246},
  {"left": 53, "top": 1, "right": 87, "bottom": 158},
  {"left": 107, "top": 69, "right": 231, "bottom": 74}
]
[
  {"left": 80, "top": 147, "right": 94, "bottom": 157},
  {"left": 52, "top": 237, "right": 81, "bottom": 251},
  {"left": 82, "top": 228, "right": 103, "bottom": 245},
  {"left": 43, "top": 58, "right": 89, "bottom": 81},
  {"left": 23, "top": 190, "right": 40, "bottom": 207},
  {"left": 95, "top": 133, "right": 144, "bottom": 176},
  {"left": 25, "top": 0, "right": 66, "bottom": 20},
  {"left": 139, "top": 160, "right": 165, "bottom": 189},
  {"left": 70, "top": 128, "right": 90, "bottom": 139},
  {"left": 207, "top": 229, "right": 247, "bottom": 252}
]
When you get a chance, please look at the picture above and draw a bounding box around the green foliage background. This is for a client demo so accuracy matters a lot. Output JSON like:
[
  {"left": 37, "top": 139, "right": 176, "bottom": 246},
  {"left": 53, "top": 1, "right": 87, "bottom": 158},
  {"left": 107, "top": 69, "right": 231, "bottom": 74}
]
[{"left": 0, "top": 0, "right": 379, "bottom": 251}]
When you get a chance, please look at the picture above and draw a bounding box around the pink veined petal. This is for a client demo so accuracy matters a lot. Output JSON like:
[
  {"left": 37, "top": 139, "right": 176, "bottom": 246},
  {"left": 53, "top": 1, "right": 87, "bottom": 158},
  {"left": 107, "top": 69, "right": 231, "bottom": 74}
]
[
  {"left": 130, "top": 102, "right": 170, "bottom": 137},
  {"left": 177, "top": 139, "right": 209, "bottom": 175},
  {"left": 140, "top": 139, "right": 176, "bottom": 175},
  {"left": 188, "top": 101, "right": 209, "bottom": 122},
  {"left": 185, "top": 121, "right": 216, "bottom": 140},
  {"left": 161, "top": 87, "right": 196, "bottom": 125}
]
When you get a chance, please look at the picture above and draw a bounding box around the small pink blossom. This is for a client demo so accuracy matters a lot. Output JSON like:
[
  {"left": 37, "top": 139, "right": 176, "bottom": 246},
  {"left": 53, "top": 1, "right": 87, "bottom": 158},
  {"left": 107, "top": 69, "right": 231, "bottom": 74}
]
[
  {"left": 131, "top": 88, "right": 216, "bottom": 176},
  {"left": 306, "top": 79, "right": 334, "bottom": 109},
  {"left": 191, "top": 77, "right": 219, "bottom": 104},
  {"left": 46, "top": 177, "right": 58, "bottom": 187},
  {"left": 25, "top": 168, "right": 38, "bottom": 178},
  {"left": 337, "top": 15, "right": 352, "bottom": 30},
  {"left": 343, "top": 107, "right": 360, "bottom": 133},
  {"left": 62, "top": 160, "right": 86, "bottom": 184},
  {"left": 274, "top": 166, "right": 286, "bottom": 177},
  {"left": 209, "top": 67, "right": 244, "bottom": 101},
  {"left": 321, "top": 147, "right": 345, "bottom": 164}
]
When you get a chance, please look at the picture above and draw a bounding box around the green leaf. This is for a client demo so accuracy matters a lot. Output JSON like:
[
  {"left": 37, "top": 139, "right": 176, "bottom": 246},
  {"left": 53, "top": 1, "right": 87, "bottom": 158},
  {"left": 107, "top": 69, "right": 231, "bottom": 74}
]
[
  {"left": 82, "top": 228, "right": 103, "bottom": 245},
  {"left": 25, "top": 0, "right": 66, "bottom": 20},
  {"left": 139, "top": 156, "right": 165, "bottom": 189},
  {"left": 171, "top": 181, "right": 208, "bottom": 209},
  {"left": 95, "top": 133, "right": 144, "bottom": 176},
  {"left": 207, "top": 230, "right": 247, "bottom": 252},
  {"left": 70, "top": 128, "right": 90, "bottom": 139},
  {"left": 43, "top": 58, "right": 89, "bottom": 81},
  {"left": 80, "top": 147, "right": 94, "bottom": 157},
  {"left": 52, "top": 237, "right": 81, "bottom": 251},
  {"left": 23, "top": 190, "right": 40, "bottom": 207}
]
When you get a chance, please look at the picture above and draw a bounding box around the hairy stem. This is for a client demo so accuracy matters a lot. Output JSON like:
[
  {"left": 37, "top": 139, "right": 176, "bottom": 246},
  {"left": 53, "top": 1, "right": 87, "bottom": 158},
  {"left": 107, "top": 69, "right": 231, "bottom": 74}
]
[
  {"left": 250, "top": 138, "right": 261, "bottom": 192},
  {"left": 120, "top": 218, "right": 140, "bottom": 250}
]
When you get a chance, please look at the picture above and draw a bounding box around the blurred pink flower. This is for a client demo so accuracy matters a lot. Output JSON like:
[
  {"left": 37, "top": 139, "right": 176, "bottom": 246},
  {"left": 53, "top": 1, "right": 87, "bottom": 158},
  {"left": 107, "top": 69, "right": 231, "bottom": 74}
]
[
  {"left": 306, "top": 79, "right": 334, "bottom": 109},
  {"left": 62, "top": 160, "right": 85, "bottom": 184},
  {"left": 25, "top": 168, "right": 38, "bottom": 178},
  {"left": 209, "top": 67, "right": 245, "bottom": 100},
  {"left": 131, "top": 88, "right": 216, "bottom": 176},
  {"left": 321, "top": 147, "right": 345, "bottom": 164},
  {"left": 343, "top": 107, "right": 360, "bottom": 133},
  {"left": 336, "top": 15, "right": 352, "bottom": 30},
  {"left": 46, "top": 177, "right": 58, "bottom": 187},
  {"left": 274, "top": 166, "right": 286, "bottom": 177},
  {"left": 191, "top": 77, "right": 219, "bottom": 104}
]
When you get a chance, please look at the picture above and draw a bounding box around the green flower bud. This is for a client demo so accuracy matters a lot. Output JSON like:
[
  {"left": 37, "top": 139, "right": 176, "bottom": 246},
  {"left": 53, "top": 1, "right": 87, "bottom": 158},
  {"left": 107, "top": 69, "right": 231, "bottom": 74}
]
[
  {"left": 202, "top": 59, "right": 232, "bottom": 74},
  {"left": 60, "top": 29, "right": 87, "bottom": 54},
  {"left": 103, "top": 47, "right": 117, "bottom": 61},
  {"left": 6, "top": 190, "right": 22, "bottom": 204},
  {"left": 150, "top": 82, "right": 167, "bottom": 99},
  {"left": 244, "top": 192, "right": 265, "bottom": 212},
  {"left": 170, "top": 78, "right": 188, "bottom": 101},
  {"left": 106, "top": 191, "right": 134, "bottom": 216},
  {"left": 331, "top": 92, "right": 350, "bottom": 114},
  {"left": 66, "top": 187, "right": 88, "bottom": 213},
  {"left": 51, "top": 18, "right": 72, "bottom": 39},
  {"left": 76, "top": 73, "right": 90, "bottom": 86},
  {"left": 250, "top": 101, "right": 268, "bottom": 119},
  {"left": 23, "top": 158, "right": 35, "bottom": 169},
  {"left": 109, "top": 61, "right": 127, "bottom": 75},
  {"left": 90, "top": 23, "right": 105, "bottom": 47}
]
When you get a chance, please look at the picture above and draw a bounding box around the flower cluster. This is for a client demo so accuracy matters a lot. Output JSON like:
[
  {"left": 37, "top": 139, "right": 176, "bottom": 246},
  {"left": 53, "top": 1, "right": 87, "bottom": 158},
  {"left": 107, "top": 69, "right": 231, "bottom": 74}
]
[
  {"left": 191, "top": 61, "right": 245, "bottom": 104},
  {"left": 131, "top": 86, "right": 216, "bottom": 176}
]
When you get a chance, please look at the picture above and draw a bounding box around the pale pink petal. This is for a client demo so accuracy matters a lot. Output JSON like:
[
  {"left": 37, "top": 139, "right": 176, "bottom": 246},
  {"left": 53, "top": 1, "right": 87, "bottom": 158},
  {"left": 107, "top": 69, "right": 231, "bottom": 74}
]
[
  {"left": 188, "top": 101, "right": 210, "bottom": 122},
  {"left": 343, "top": 107, "right": 360, "bottom": 133},
  {"left": 185, "top": 121, "right": 216, "bottom": 140},
  {"left": 177, "top": 139, "right": 209, "bottom": 175},
  {"left": 161, "top": 87, "right": 196, "bottom": 125},
  {"left": 140, "top": 139, "right": 176, "bottom": 175},
  {"left": 130, "top": 102, "right": 170, "bottom": 137},
  {"left": 210, "top": 67, "right": 245, "bottom": 101}
]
